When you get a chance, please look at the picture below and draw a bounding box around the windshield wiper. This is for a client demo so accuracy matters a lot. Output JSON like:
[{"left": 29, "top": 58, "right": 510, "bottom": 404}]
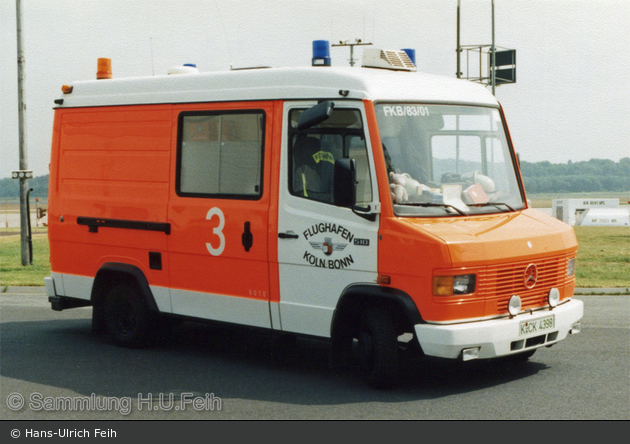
[
  {"left": 395, "top": 202, "right": 467, "bottom": 216},
  {"left": 472, "top": 202, "right": 515, "bottom": 212}
]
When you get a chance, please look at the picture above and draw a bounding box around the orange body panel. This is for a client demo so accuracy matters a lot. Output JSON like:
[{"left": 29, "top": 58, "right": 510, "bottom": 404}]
[
  {"left": 49, "top": 105, "right": 173, "bottom": 286},
  {"left": 266, "top": 102, "right": 285, "bottom": 303},
  {"left": 49, "top": 101, "right": 280, "bottom": 302},
  {"left": 167, "top": 102, "right": 275, "bottom": 302}
]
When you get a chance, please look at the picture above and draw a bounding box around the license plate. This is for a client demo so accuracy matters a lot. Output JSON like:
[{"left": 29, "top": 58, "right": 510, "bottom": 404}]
[{"left": 519, "top": 315, "right": 555, "bottom": 336}]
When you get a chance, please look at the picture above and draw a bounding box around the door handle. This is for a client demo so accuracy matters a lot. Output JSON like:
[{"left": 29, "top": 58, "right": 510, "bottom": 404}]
[
  {"left": 278, "top": 231, "right": 299, "bottom": 239},
  {"left": 242, "top": 221, "right": 253, "bottom": 252}
]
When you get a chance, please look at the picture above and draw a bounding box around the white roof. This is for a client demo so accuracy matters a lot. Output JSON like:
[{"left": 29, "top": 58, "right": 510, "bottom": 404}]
[{"left": 56, "top": 66, "right": 499, "bottom": 108}]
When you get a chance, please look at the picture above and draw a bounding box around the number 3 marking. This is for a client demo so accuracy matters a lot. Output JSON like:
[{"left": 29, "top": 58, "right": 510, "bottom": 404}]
[{"left": 206, "top": 207, "right": 225, "bottom": 256}]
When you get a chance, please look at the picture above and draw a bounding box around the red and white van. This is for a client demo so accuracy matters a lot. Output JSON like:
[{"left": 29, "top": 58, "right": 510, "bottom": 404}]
[{"left": 46, "top": 48, "right": 583, "bottom": 388}]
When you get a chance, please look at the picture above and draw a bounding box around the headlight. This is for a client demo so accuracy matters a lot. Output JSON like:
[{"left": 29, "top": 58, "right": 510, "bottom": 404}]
[
  {"left": 567, "top": 258, "right": 576, "bottom": 277},
  {"left": 433, "top": 274, "right": 476, "bottom": 296},
  {"left": 548, "top": 287, "right": 560, "bottom": 307},
  {"left": 508, "top": 295, "right": 522, "bottom": 316}
]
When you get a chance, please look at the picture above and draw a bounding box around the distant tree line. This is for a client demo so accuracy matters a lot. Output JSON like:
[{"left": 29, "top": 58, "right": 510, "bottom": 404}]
[
  {"left": 520, "top": 158, "right": 629, "bottom": 193},
  {"left": 0, "top": 157, "right": 628, "bottom": 199},
  {"left": 0, "top": 175, "right": 49, "bottom": 200}
]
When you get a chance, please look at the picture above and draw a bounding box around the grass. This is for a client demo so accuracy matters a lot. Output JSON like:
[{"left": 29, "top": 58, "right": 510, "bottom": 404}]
[
  {"left": 0, "top": 227, "right": 50, "bottom": 287},
  {"left": 0, "top": 225, "right": 628, "bottom": 289},
  {"left": 573, "top": 226, "right": 630, "bottom": 288}
]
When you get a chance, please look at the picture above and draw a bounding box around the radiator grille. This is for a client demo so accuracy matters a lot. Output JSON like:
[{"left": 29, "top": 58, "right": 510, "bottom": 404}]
[{"left": 477, "top": 255, "right": 573, "bottom": 314}]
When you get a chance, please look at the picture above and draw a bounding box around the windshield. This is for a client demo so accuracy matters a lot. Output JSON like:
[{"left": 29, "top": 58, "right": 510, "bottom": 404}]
[{"left": 375, "top": 103, "right": 525, "bottom": 216}]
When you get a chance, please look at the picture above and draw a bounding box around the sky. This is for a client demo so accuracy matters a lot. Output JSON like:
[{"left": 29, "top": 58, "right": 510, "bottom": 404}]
[{"left": 1, "top": 0, "right": 629, "bottom": 179}]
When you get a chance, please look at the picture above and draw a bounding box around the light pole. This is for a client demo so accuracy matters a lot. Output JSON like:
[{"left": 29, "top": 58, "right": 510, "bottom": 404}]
[
  {"left": 457, "top": 0, "right": 509, "bottom": 96},
  {"left": 457, "top": 0, "right": 461, "bottom": 78},
  {"left": 491, "top": 0, "right": 496, "bottom": 96},
  {"left": 15, "top": 0, "right": 31, "bottom": 265}
]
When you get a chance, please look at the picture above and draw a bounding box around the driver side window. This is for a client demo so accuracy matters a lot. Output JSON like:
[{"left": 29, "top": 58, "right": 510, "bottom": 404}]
[
  {"left": 291, "top": 133, "right": 337, "bottom": 204},
  {"left": 288, "top": 108, "right": 372, "bottom": 206}
]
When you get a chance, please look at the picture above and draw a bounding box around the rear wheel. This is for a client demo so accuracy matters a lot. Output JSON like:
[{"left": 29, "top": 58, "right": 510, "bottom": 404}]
[
  {"left": 355, "top": 308, "right": 399, "bottom": 389},
  {"left": 92, "top": 300, "right": 106, "bottom": 335},
  {"left": 104, "top": 285, "right": 156, "bottom": 348}
]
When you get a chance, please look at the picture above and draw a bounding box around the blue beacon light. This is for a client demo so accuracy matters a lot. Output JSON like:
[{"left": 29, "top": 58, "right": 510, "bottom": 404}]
[{"left": 312, "top": 40, "right": 331, "bottom": 66}]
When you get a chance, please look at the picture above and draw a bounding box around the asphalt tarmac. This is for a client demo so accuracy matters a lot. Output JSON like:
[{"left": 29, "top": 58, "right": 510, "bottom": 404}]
[{"left": 1, "top": 288, "right": 628, "bottom": 420}]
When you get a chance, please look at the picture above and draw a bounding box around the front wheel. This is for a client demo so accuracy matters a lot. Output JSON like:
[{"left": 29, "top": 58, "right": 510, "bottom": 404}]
[
  {"left": 104, "top": 285, "right": 156, "bottom": 348},
  {"left": 355, "top": 308, "right": 400, "bottom": 389}
]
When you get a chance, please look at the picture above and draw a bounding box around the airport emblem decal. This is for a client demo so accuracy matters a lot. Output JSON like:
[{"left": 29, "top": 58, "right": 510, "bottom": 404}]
[
  {"left": 302, "top": 222, "right": 356, "bottom": 269},
  {"left": 310, "top": 237, "right": 347, "bottom": 256}
]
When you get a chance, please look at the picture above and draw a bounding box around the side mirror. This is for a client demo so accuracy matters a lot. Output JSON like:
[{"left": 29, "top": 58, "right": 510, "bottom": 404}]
[
  {"left": 297, "top": 101, "right": 334, "bottom": 130},
  {"left": 334, "top": 158, "right": 356, "bottom": 208}
]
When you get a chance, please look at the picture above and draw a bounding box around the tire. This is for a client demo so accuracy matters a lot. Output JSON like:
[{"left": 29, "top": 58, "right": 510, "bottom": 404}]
[
  {"left": 355, "top": 308, "right": 400, "bottom": 389},
  {"left": 92, "top": 300, "right": 107, "bottom": 335},
  {"left": 104, "top": 285, "right": 156, "bottom": 348}
]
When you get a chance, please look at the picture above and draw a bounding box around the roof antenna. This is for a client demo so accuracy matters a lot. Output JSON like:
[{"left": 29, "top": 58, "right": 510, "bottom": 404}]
[
  {"left": 332, "top": 39, "right": 372, "bottom": 67},
  {"left": 150, "top": 36, "right": 155, "bottom": 76},
  {"left": 212, "top": 0, "right": 232, "bottom": 69}
]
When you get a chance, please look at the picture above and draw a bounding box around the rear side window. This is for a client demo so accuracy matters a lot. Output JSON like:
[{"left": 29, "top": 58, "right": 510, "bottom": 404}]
[{"left": 177, "top": 110, "right": 265, "bottom": 199}]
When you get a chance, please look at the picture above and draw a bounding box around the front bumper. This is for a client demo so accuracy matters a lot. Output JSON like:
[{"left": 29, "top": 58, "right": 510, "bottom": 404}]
[{"left": 414, "top": 298, "right": 583, "bottom": 360}]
